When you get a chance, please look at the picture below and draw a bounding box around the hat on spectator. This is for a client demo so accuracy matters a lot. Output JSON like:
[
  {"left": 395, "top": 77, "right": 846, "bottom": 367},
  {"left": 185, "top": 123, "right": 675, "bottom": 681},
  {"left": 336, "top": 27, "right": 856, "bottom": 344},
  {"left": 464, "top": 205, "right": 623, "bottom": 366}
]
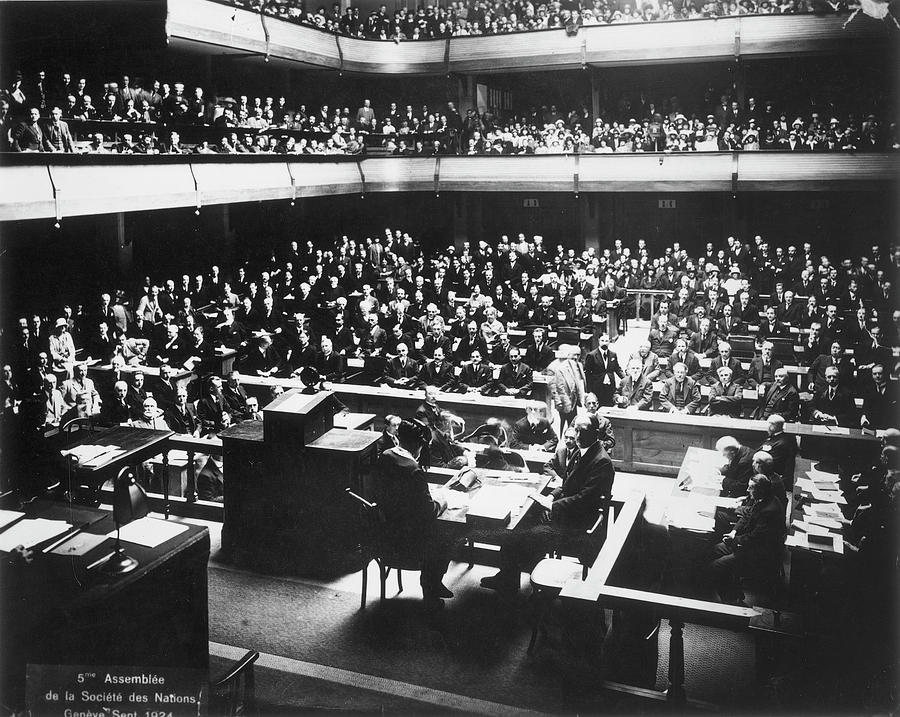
[
  {"left": 792, "top": 118, "right": 803, "bottom": 127},
  {"left": 729, "top": 265, "right": 741, "bottom": 275},
  {"left": 55, "top": 318, "right": 67, "bottom": 329},
  {"left": 705, "top": 263, "right": 719, "bottom": 274}
]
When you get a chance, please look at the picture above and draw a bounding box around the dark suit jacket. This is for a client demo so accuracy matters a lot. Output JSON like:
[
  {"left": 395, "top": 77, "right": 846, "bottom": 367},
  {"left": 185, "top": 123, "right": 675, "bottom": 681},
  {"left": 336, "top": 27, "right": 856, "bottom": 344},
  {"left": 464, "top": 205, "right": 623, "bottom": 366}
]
[
  {"left": 759, "top": 432, "right": 797, "bottom": 488},
  {"left": 549, "top": 442, "right": 614, "bottom": 531},
  {"left": 418, "top": 360, "right": 454, "bottom": 389},
  {"left": 42, "top": 120, "right": 75, "bottom": 152},
  {"left": 459, "top": 362, "right": 491, "bottom": 390},
  {"left": 659, "top": 377, "right": 701, "bottom": 414},
  {"left": 732, "top": 495, "right": 785, "bottom": 574},
  {"left": 165, "top": 403, "right": 199, "bottom": 435},
  {"left": 666, "top": 350, "right": 701, "bottom": 380},
  {"left": 690, "top": 330, "right": 719, "bottom": 357},
  {"left": 716, "top": 316, "right": 747, "bottom": 338},
  {"left": 808, "top": 354, "right": 854, "bottom": 393},
  {"left": 615, "top": 375, "right": 653, "bottom": 410},
  {"left": 721, "top": 445, "right": 755, "bottom": 498},
  {"left": 861, "top": 380, "right": 899, "bottom": 430},
  {"left": 315, "top": 351, "right": 345, "bottom": 381},
  {"left": 584, "top": 349, "right": 624, "bottom": 397},
  {"left": 746, "top": 357, "right": 783, "bottom": 389},
  {"left": 812, "top": 386, "right": 856, "bottom": 427},
  {"left": 754, "top": 382, "right": 799, "bottom": 421},
  {"left": 510, "top": 417, "right": 557, "bottom": 452},
  {"left": 497, "top": 362, "right": 533, "bottom": 397},
  {"left": 524, "top": 341, "right": 554, "bottom": 371},
  {"left": 756, "top": 321, "right": 788, "bottom": 341},
  {"left": 707, "top": 381, "right": 743, "bottom": 417},
  {"left": 383, "top": 356, "right": 420, "bottom": 386},
  {"left": 708, "top": 356, "right": 746, "bottom": 385},
  {"left": 376, "top": 448, "right": 441, "bottom": 546},
  {"left": 414, "top": 400, "right": 442, "bottom": 429}
]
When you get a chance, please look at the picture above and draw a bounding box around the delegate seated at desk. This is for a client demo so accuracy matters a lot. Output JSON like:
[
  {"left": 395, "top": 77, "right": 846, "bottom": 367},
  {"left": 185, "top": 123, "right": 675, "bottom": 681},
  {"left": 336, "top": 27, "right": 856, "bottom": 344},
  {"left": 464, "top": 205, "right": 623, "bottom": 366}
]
[
  {"left": 480, "top": 414, "right": 614, "bottom": 598},
  {"left": 375, "top": 419, "right": 456, "bottom": 608}
]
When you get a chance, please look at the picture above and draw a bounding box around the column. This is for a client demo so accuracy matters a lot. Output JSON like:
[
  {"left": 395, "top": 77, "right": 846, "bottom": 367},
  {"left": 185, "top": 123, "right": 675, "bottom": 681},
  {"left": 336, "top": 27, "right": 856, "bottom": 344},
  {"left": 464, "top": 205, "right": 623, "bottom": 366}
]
[
  {"left": 590, "top": 72, "right": 601, "bottom": 124},
  {"left": 580, "top": 194, "right": 600, "bottom": 252},
  {"left": 111, "top": 212, "right": 132, "bottom": 276},
  {"left": 452, "top": 194, "right": 468, "bottom": 248}
]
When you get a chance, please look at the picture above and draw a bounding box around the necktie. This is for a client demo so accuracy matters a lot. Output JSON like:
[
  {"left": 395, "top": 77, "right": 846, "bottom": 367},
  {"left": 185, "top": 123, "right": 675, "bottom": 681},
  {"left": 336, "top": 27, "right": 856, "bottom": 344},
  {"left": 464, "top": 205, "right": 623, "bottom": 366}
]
[
  {"left": 828, "top": 389, "right": 835, "bottom": 401},
  {"left": 567, "top": 450, "right": 579, "bottom": 476}
]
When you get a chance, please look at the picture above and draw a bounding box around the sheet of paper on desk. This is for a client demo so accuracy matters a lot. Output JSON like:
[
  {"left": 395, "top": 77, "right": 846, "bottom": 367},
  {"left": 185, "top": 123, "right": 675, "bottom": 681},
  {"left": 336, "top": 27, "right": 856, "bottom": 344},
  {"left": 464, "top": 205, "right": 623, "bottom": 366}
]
[
  {"left": 80, "top": 447, "right": 127, "bottom": 468},
  {"left": 803, "top": 513, "right": 842, "bottom": 530},
  {"left": 50, "top": 531, "right": 109, "bottom": 556},
  {"left": 0, "top": 509, "right": 25, "bottom": 530},
  {"left": 61, "top": 443, "right": 114, "bottom": 464},
  {"left": 809, "top": 488, "right": 847, "bottom": 504},
  {"left": 802, "top": 503, "right": 843, "bottom": 519},
  {"left": 109, "top": 516, "right": 189, "bottom": 548},
  {"left": 791, "top": 519, "right": 835, "bottom": 537},
  {"left": 665, "top": 504, "right": 715, "bottom": 532},
  {"left": 786, "top": 532, "right": 843, "bottom": 555},
  {"left": 0, "top": 518, "right": 71, "bottom": 552}
]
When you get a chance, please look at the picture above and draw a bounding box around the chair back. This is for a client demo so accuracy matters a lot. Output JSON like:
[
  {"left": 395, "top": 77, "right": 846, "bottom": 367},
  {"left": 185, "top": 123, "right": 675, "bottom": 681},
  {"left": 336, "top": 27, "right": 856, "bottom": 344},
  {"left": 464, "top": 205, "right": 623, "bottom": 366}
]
[{"left": 61, "top": 416, "right": 94, "bottom": 445}]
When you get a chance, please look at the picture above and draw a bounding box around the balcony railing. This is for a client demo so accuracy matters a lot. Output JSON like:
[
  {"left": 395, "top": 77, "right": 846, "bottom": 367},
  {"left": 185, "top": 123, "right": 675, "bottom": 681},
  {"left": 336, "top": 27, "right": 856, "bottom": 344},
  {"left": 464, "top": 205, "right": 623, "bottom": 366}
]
[
  {"left": 2, "top": 151, "right": 894, "bottom": 222},
  {"left": 166, "top": 0, "right": 890, "bottom": 75}
]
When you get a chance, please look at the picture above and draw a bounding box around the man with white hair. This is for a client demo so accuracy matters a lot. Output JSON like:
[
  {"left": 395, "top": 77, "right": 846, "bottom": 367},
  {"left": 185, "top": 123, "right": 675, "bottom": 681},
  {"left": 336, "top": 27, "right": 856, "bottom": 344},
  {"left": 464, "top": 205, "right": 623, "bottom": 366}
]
[
  {"left": 754, "top": 365, "right": 798, "bottom": 420},
  {"left": 614, "top": 359, "right": 654, "bottom": 410},
  {"left": 707, "top": 366, "right": 742, "bottom": 417},
  {"left": 716, "top": 435, "right": 755, "bottom": 498}
]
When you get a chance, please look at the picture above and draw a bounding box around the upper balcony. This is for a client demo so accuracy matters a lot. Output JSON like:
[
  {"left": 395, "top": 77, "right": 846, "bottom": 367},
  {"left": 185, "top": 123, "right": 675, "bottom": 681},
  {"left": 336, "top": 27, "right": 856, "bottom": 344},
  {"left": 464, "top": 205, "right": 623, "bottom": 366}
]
[
  {"left": 166, "top": 0, "right": 892, "bottom": 75},
  {"left": 2, "top": 151, "right": 894, "bottom": 223}
]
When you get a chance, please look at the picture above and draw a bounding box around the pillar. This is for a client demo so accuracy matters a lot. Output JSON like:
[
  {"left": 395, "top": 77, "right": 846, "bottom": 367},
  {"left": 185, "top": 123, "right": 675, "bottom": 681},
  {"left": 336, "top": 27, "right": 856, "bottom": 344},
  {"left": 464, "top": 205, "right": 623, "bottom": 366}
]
[
  {"left": 458, "top": 75, "right": 477, "bottom": 115},
  {"left": 469, "top": 194, "right": 483, "bottom": 246},
  {"left": 580, "top": 195, "right": 600, "bottom": 252},
  {"left": 590, "top": 72, "right": 601, "bottom": 124},
  {"left": 110, "top": 212, "right": 132, "bottom": 277},
  {"left": 452, "top": 194, "right": 468, "bottom": 248},
  {"left": 666, "top": 619, "right": 687, "bottom": 705}
]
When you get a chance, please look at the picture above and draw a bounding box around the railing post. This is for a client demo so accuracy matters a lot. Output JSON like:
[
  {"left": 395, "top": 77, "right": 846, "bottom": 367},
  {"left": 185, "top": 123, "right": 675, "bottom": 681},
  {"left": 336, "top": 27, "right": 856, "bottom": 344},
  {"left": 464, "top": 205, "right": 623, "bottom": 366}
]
[
  {"left": 185, "top": 449, "right": 198, "bottom": 503},
  {"left": 666, "top": 618, "right": 686, "bottom": 705},
  {"left": 162, "top": 449, "right": 171, "bottom": 519}
]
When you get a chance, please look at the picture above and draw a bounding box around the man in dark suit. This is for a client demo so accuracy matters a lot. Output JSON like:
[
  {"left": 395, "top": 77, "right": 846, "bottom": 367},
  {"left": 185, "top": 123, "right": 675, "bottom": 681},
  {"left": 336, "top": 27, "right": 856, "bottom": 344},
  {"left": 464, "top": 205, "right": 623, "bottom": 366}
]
[
  {"left": 417, "top": 347, "right": 454, "bottom": 391},
  {"left": 707, "top": 366, "right": 743, "bottom": 417},
  {"left": 808, "top": 341, "right": 854, "bottom": 394},
  {"left": 222, "top": 370, "right": 250, "bottom": 419},
  {"left": 614, "top": 361, "right": 654, "bottom": 411},
  {"left": 859, "top": 364, "right": 898, "bottom": 430},
  {"left": 706, "top": 341, "right": 746, "bottom": 386},
  {"left": 458, "top": 349, "right": 492, "bottom": 393},
  {"left": 414, "top": 385, "right": 444, "bottom": 429},
  {"left": 689, "top": 318, "right": 719, "bottom": 358},
  {"left": 812, "top": 367, "right": 857, "bottom": 427},
  {"left": 165, "top": 387, "right": 200, "bottom": 436},
  {"left": 777, "top": 290, "right": 803, "bottom": 328},
  {"left": 524, "top": 327, "right": 554, "bottom": 371},
  {"left": 584, "top": 334, "right": 623, "bottom": 406},
  {"left": 314, "top": 336, "right": 345, "bottom": 382},
  {"left": 746, "top": 341, "right": 783, "bottom": 392},
  {"left": 756, "top": 307, "right": 788, "bottom": 342},
  {"left": 375, "top": 419, "right": 455, "bottom": 606},
  {"left": 491, "top": 347, "right": 533, "bottom": 398},
  {"left": 242, "top": 334, "right": 281, "bottom": 377},
  {"left": 759, "top": 415, "right": 797, "bottom": 489},
  {"left": 716, "top": 304, "right": 746, "bottom": 340},
  {"left": 510, "top": 404, "right": 558, "bottom": 452},
  {"left": 795, "top": 322, "right": 828, "bottom": 367},
  {"left": 197, "top": 375, "right": 232, "bottom": 435},
  {"left": 481, "top": 414, "right": 614, "bottom": 597},
  {"left": 381, "top": 342, "right": 420, "bottom": 388},
  {"left": 598, "top": 275, "right": 628, "bottom": 333},
  {"left": 101, "top": 380, "right": 135, "bottom": 426},
  {"left": 717, "top": 436, "right": 755, "bottom": 499},
  {"left": 754, "top": 368, "right": 800, "bottom": 421},
  {"left": 708, "top": 474, "right": 785, "bottom": 604},
  {"left": 12, "top": 107, "right": 44, "bottom": 151},
  {"left": 666, "top": 338, "right": 702, "bottom": 381}
]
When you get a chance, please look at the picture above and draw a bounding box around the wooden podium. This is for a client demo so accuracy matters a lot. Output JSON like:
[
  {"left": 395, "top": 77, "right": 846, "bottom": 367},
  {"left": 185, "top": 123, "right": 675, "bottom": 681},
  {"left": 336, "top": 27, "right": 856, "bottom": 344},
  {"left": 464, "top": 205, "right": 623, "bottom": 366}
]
[{"left": 221, "top": 389, "right": 379, "bottom": 575}]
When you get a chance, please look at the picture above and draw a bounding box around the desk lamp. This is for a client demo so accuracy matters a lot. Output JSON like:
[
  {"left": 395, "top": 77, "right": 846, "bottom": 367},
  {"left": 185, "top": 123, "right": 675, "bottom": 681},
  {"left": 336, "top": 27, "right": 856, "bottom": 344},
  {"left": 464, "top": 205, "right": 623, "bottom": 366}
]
[{"left": 103, "top": 466, "right": 149, "bottom": 575}]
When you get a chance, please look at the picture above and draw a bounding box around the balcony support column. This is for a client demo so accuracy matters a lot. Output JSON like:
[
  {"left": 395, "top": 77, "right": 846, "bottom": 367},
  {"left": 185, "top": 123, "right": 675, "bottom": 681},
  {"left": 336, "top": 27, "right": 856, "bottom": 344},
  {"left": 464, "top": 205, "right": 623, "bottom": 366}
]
[{"left": 590, "top": 72, "right": 601, "bottom": 124}]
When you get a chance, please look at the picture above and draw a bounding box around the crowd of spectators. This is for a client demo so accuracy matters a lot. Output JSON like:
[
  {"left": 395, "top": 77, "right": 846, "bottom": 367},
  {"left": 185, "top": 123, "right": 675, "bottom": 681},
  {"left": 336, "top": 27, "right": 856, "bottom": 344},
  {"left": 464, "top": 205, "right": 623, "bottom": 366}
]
[
  {"left": 3, "top": 68, "right": 896, "bottom": 154},
  {"left": 232, "top": 0, "right": 858, "bottom": 41},
  {"left": 2, "top": 228, "right": 897, "bottom": 440}
]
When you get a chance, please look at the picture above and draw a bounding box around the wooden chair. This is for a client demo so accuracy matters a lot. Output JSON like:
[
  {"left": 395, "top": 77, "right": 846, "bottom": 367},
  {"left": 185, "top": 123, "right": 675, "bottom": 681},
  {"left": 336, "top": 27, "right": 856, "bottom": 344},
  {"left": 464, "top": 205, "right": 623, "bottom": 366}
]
[
  {"left": 345, "top": 488, "right": 422, "bottom": 610},
  {"left": 210, "top": 650, "right": 259, "bottom": 717},
  {"left": 527, "top": 505, "right": 609, "bottom": 654},
  {"left": 60, "top": 416, "right": 98, "bottom": 501}
]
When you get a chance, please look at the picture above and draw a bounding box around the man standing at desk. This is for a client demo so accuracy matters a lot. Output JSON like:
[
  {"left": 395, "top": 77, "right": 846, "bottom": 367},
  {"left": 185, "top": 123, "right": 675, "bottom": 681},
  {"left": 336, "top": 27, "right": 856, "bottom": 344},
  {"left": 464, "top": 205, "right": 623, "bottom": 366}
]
[
  {"left": 480, "top": 414, "right": 614, "bottom": 598},
  {"left": 376, "top": 419, "right": 453, "bottom": 608}
]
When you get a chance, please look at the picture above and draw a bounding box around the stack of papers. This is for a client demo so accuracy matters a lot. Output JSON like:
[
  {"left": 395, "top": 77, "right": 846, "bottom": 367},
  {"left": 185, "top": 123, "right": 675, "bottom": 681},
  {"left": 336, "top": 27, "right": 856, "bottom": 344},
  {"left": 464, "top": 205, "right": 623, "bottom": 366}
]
[
  {"left": 0, "top": 518, "right": 72, "bottom": 552},
  {"left": 665, "top": 503, "right": 715, "bottom": 532},
  {"left": 786, "top": 532, "right": 844, "bottom": 554},
  {"left": 60, "top": 443, "right": 126, "bottom": 468}
]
